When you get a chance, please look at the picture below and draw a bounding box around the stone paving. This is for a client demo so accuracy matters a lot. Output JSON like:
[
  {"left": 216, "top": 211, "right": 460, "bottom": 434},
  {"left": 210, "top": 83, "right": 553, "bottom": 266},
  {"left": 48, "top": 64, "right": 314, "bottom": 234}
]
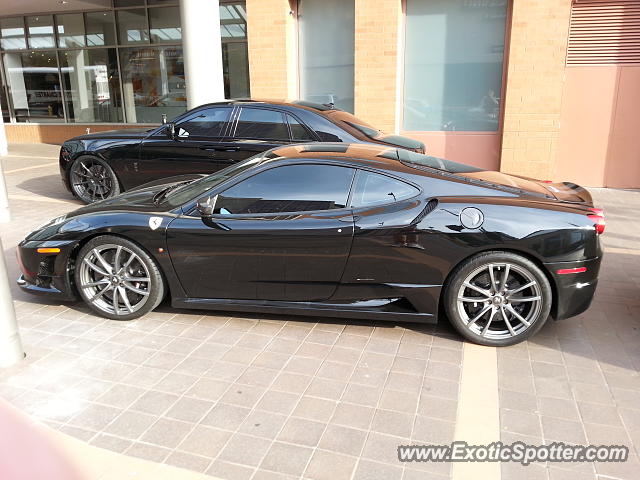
[{"left": 1, "top": 144, "right": 639, "bottom": 480}]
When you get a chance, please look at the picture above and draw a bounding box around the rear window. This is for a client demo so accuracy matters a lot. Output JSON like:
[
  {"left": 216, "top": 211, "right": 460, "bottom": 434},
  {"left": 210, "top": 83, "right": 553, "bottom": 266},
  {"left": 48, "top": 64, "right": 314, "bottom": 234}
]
[{"left": 389, "top": 149, "right": 483, "bottom": 174}]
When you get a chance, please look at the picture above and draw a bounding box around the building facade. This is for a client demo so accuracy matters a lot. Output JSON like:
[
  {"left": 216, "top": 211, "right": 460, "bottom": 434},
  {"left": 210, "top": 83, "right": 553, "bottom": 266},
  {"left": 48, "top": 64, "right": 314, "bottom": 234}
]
[{"left": 1, "top": 0, "right": 639, "bottom": 188}]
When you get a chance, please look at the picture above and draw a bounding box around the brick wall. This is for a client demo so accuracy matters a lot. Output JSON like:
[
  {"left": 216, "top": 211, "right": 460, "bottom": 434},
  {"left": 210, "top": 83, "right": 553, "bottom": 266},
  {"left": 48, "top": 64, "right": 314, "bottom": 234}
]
[
  {"left": 5, "top": 124, "right": 148, "bottom": 145},
  {"left": 500, "top": 0, "right": 573, "bottom": 180},
  {"left": 245, "top": 0, "right": 296, "bottom": 100},
  {"left": 354, "top": 0, "right": 402, "bottom": 133}
]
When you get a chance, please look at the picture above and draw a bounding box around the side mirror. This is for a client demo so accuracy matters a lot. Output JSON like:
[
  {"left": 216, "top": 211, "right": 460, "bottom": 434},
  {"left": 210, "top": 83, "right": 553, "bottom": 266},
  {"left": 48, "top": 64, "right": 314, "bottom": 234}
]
[
  {"left": 196, "top": 195, "right": 218, "bottom": 217},
  {"left": 165, "top": 122, "right": 176, "bottom": 139}
]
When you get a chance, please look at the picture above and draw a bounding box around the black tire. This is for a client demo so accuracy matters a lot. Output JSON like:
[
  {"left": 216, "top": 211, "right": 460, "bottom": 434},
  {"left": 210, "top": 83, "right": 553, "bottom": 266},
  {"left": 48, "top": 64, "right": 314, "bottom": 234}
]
[
  {"left": 69, "top": 155, "right": 121, "bottom": 204},
  {"left": 75, "top": 235, "right": 165, "bottom": 321},
  {"left": 444, "top": 251, "right": 552, "bottom": 347}
]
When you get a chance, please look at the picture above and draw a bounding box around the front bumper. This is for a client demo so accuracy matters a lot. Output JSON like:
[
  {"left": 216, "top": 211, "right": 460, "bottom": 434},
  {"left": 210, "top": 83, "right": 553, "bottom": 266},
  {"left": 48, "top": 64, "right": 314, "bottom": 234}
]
[
  {"left": 545, "top": 256, "right": 602, "bottom": 321},
  {"left": 16, "top": 240, "right": 78, "bottom": 301}
]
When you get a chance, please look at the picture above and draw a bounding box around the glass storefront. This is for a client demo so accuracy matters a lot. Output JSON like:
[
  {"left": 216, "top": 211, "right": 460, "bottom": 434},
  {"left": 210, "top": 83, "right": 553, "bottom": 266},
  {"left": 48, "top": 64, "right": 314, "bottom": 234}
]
[
  {"left": 298, "top": 0, "right": 355, "bottom": 112},
  {"left": 0, "top": 0, "right": 249, "bottom": 124},
  {"left": 403, "top": 0, "right": 508, "bottom": 132}
]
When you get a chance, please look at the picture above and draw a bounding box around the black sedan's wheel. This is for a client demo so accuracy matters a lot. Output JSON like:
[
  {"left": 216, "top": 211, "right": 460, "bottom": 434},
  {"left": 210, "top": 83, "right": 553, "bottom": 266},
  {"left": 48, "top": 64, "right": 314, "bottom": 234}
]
[
  {"left": 69, "top": 156, "right": 120, "bottom": 203},
  {"left": 444, "top": 252, "right": 552, "bottom": 346},
  {"left": 75, "top": 236, "right": 165, "bottom": 321}
]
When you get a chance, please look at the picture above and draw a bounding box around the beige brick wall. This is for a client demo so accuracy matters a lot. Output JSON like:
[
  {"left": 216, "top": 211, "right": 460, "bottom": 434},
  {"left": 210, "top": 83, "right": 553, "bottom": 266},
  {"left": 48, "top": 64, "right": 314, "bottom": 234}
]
[
  {"left": 354, "top": 0, "right": 402, "bottom": 133},
  {"left": 245, "top": 0, "right": 296, "bottom": 100},
  {"left": 500, "top": 0, "right": 572, "bottom": 179}
]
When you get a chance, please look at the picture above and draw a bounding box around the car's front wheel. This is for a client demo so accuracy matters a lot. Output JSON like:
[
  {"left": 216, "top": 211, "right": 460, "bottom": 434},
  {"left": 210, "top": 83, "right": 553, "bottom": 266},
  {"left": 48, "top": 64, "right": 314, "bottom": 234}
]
[
  {"left": 69, "top": 156, "right": 120, "bottom": 204},
  {"left": 444, "top": 251, "right": 552, "bottom": 346},
  {"left": 75, "top": 236, "right": 165, "bottom": 321}
]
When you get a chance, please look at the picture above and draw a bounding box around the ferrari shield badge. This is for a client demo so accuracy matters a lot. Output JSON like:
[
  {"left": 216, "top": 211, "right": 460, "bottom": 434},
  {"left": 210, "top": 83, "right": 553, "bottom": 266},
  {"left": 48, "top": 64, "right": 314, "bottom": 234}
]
[{"left": 149, "top": 216, "right": 163, "bottom": 230}]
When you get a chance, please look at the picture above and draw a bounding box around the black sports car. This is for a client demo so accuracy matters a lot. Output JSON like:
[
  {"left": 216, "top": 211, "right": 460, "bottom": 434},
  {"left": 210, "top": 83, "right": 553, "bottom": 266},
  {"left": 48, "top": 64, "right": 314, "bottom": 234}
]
[
  {"left": 20, "top": 143, "right": 604, "bottom": 346},
  {"left": 59, "top": 100, "right": 425, "bottom": 204}
]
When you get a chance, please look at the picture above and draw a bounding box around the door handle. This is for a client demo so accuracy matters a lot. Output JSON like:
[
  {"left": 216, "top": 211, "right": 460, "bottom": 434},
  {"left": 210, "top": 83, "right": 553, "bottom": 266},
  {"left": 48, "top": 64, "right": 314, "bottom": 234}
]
[{"left": 199, "top": 145, "right": 240, "bottom": 152}]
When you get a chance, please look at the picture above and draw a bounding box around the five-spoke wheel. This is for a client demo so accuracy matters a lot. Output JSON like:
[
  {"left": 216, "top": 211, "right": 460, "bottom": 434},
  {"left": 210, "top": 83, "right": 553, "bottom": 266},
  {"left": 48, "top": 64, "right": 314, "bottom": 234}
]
[
  {"left": 75, "top": 236, "right": 165, "bottom": 320},
  {"left": 445, "top": 252, "right": 551, "bottom": 346},
  {"left": 70, "top": 156, "right": 120, "bottom": 204}
]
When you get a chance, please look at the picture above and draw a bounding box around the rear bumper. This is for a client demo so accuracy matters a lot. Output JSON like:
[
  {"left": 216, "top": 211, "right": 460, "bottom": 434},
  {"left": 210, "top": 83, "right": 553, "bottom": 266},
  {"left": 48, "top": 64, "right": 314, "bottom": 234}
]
[{"left": 545, "top": 256, "right": 601, "bottom": 320}]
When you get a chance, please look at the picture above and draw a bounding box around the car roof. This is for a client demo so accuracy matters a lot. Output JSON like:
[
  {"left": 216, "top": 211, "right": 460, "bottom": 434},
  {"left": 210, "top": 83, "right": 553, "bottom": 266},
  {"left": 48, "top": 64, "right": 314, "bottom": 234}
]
[
  {"left": 263, "top": 143, "right": 421, "bottom": 175},
  {"left": 194, "top": 99, "right": 338, "bottom": 113}
]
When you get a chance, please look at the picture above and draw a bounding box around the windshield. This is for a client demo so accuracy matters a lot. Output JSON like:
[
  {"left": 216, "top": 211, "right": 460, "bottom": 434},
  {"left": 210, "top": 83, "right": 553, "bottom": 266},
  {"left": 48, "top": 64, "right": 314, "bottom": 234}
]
[{"left": 163, "top": 153, "right": 267, "bottom": 207}]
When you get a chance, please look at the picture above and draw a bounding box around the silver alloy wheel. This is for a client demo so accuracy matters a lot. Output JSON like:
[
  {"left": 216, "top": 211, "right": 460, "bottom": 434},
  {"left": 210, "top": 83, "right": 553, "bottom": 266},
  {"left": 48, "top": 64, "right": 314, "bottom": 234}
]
[
  {"left": 78, "top": 244, "right": 151, "bottom": 316},
  {"left": 455, "top": 262, "right": 543, "bottom": 340},
  {"left": 70, "top": 159, "right": 114, "bottom": 202}
]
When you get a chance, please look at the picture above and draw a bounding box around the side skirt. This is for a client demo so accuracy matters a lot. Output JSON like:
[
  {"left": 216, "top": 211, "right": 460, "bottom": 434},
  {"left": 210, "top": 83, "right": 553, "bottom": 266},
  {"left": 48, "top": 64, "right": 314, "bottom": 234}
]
[{"left": 171, "top": 297, "right": 436, "bottom": 323}]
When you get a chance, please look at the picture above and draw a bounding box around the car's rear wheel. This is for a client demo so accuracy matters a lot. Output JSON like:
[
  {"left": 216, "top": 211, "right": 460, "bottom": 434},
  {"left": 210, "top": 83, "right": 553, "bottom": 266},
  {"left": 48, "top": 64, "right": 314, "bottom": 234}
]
[
  {"left": 69, "top": 156, "right": 120, "bottom": 204},
  {"left": 75, "top": 236, "right": 165, "bottom": 321},
  {"left": 444, "top": 251, "right": 552, "bottom": 346}
]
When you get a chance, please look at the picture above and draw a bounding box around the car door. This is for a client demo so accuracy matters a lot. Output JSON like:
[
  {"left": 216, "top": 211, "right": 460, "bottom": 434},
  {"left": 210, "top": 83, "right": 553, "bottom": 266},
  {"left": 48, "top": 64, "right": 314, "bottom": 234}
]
[
  {"left": 213, "top": 106, "right": 295, "bottom": 167},
  {"left": 136, "top": 106, "right": 233, "bottom": 184},
  {"left": 166, "top": 163, "right": 356, "bottom": 301}
]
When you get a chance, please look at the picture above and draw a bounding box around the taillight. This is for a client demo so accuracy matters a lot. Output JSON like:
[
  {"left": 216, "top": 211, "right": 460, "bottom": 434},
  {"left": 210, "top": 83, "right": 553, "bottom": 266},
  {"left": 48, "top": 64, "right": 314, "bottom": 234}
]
[{"left": 587, "top": 207, "right": 605, "bottom": 234}]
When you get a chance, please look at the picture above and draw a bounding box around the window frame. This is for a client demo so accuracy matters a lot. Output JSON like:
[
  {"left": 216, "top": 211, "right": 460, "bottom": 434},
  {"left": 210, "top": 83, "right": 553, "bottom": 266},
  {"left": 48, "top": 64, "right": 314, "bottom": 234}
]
[
  {"left": 184, "top": 160, "right": 358, "bottom": 217},
  {"left": 229, "top": 105, "right": 293, "bottom": 142},
  {"left": 166, "top": 105, "right": 233, "bottom": 139},
  {"left": 348, "top": 168, "right": 422, "bottom": 209}
]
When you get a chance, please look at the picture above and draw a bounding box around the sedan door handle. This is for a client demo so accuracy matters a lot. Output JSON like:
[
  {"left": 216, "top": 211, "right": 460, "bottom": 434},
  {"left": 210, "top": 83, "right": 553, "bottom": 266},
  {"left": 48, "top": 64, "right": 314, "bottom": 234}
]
[{"left": 198, "top": 145, "right": 240, "bottom": 152}]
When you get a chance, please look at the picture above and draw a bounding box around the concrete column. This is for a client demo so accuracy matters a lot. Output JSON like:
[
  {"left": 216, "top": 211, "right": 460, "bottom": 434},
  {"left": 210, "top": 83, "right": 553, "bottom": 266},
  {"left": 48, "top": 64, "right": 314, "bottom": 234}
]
[
  {"left": 0, "top": 100, "right": 24, "bottom": 368},
  {"left": 180, "top": 0, "right": 225, "bottom": 108}
]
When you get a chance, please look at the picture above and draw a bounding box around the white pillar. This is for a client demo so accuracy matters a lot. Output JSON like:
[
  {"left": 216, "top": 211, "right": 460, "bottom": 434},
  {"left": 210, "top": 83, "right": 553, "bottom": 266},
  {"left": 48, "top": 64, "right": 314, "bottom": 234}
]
[
  {"left": 180, "top": 0, "right": 225, "bottom": 109},
  {"left": 0, "top": 101, "right": 24, "bottom": 368}
]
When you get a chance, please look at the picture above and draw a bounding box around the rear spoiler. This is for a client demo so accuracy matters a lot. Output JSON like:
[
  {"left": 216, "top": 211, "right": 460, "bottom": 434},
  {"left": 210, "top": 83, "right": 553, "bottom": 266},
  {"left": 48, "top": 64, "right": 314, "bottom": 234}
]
[{"left": 542, "top": 182, "right": 594, "bottom": 206}]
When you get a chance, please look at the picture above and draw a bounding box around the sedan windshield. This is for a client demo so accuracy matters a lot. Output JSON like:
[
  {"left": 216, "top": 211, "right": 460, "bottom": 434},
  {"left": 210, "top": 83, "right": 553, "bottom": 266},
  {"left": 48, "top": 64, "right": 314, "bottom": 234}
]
[{"left": 163, "top": 154, "right": 267, "bottom": 207}]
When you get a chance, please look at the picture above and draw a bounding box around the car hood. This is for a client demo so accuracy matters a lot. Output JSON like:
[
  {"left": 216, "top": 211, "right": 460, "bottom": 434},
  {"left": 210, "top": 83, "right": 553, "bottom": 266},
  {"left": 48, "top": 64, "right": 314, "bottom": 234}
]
[
  {"left": 70, "top": 127, "right": 156, "bottom": 141},
  {"left": 66, "top": 175, "right": 200, "bottom": 217}
]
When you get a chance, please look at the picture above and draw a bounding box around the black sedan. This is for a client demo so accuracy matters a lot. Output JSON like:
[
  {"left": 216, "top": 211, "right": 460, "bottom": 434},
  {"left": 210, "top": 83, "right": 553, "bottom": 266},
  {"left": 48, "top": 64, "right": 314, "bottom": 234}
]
[
  {"left": 59, "top": 100, "right": 424, "bottom": 204},
  {"left": 19, "top": 143, "right": 604, "bottom": 346}
]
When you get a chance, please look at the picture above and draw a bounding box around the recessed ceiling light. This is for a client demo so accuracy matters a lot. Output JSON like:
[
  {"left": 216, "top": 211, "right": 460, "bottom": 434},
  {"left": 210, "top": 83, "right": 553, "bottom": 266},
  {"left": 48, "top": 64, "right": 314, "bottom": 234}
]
[{"left": 58, "top": 0, "right": 68, "bottom": 5}]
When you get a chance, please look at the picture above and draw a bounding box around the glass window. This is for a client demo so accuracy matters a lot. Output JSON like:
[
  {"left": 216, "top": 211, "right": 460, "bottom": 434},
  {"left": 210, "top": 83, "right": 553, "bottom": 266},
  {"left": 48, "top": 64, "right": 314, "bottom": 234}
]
[
  {"left": 351, "top": 170, "right": 419, "bottom": 208},
  {"left": 56, "top": 14, "right": 85, "bottom": 48},
  {"left": 3, "top": 50, "right": 63, "bottom": 122},
  {"left": 220, "top": 2, "right": 247, "bottom": 39},
  {"left": 149, "top": 7, "right": 181, "bottom": 43},
  {"left": 85, "top": 11, "right": 116, "bottom": 46},
  {"left": 117, "top": 9, "right": 149, "bottom": 45},
  {"left": 119, "top": 46, "right": 186, "bottom": 123},
  {"left": 235, "top": 108, "right": 289, "bottom": 141},
  {"left": 59, "top": 48, "right": 123, "bottom": 123},
  {"left": 1, "top": 18, "right": 26, "bottom": 50},
  {"left": 26, "top": 16, "right": 55, "bottom": 49},
  {"left": 222, "top": 42, "right": 250, "bottom": 98},
  {"left": 114, "top": 0, "right": 145, "bottom": 7},
  {"left": 298, "top": 0, "right": 354, "bottom": 112},
  {"left": 176, "top": 107, "right": 231, "bottom": 137},
  {"left": 217, "top": 165, "right": 355, "bottom": 214},
  {"left": 403, "top": 0, "right": 508, "bottom": 132},
  {"left": 287, "top": 114, "right": 315, "bottom": 142}
]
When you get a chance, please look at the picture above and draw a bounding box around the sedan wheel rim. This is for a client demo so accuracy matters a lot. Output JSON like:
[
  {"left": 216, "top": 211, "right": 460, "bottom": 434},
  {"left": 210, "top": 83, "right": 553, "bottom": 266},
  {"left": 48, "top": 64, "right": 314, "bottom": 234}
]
[
  {"left": 78, "top": 244, "right": 151, "bottom": 316},
  {"left": 70, "top": 160, "right": 113, "bottom": 202},
  {"left": 456, "top": 263, "right": 543, "bottom": 340}
]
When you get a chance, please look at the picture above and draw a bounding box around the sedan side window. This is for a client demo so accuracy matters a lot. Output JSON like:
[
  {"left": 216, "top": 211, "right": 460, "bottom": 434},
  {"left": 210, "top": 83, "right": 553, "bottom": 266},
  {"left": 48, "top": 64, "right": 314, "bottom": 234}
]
[
  {"left": 216, "top": 164, "right": 355, "bottom": 214},
  {"left": 351, "top": 170, "right": 420, "bottom": 207},
  {"left": 175, "top": 107, "right": 231, "bottom": 138},
  {"left": 286, "top": 114, "right": 316, "bottom": 142},
  {"left": 235, "top": 107, "right": 290, "bottom": 141}
]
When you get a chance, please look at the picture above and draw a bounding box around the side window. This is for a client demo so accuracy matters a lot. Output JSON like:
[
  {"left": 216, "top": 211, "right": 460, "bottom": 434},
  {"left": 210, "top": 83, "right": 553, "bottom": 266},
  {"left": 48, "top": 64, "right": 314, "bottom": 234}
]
[
  {"left": 286, "top": 114, "right": 315, "bottom": 142},
  {"left": 235, "top": 107, "right": 289, "bottom": 141},
  {"left": 216, "top": 164, "right": 354, "bottom": 214},
  {"left": 351, "top": 170, "right": 419, "bottom": 208},
  {"left": 175, "top": 107, "right": 231, "bottom": 138}
]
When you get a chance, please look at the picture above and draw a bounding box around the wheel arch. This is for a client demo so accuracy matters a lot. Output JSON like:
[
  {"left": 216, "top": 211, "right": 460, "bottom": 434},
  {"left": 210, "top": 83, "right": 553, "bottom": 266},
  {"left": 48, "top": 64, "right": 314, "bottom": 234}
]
[
  {"left": 66, "top": 231, "right": 172, "bottom": 302},
  {"left": 438, "top": 247, "right": 558, "bottom": 323}
]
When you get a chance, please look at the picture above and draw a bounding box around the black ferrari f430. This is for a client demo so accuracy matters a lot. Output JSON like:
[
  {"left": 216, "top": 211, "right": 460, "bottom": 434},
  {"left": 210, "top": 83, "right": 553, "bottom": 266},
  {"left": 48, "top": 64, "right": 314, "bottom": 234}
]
[{"left": 20, "top": 143, "right": 604, "bottom": 346}]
